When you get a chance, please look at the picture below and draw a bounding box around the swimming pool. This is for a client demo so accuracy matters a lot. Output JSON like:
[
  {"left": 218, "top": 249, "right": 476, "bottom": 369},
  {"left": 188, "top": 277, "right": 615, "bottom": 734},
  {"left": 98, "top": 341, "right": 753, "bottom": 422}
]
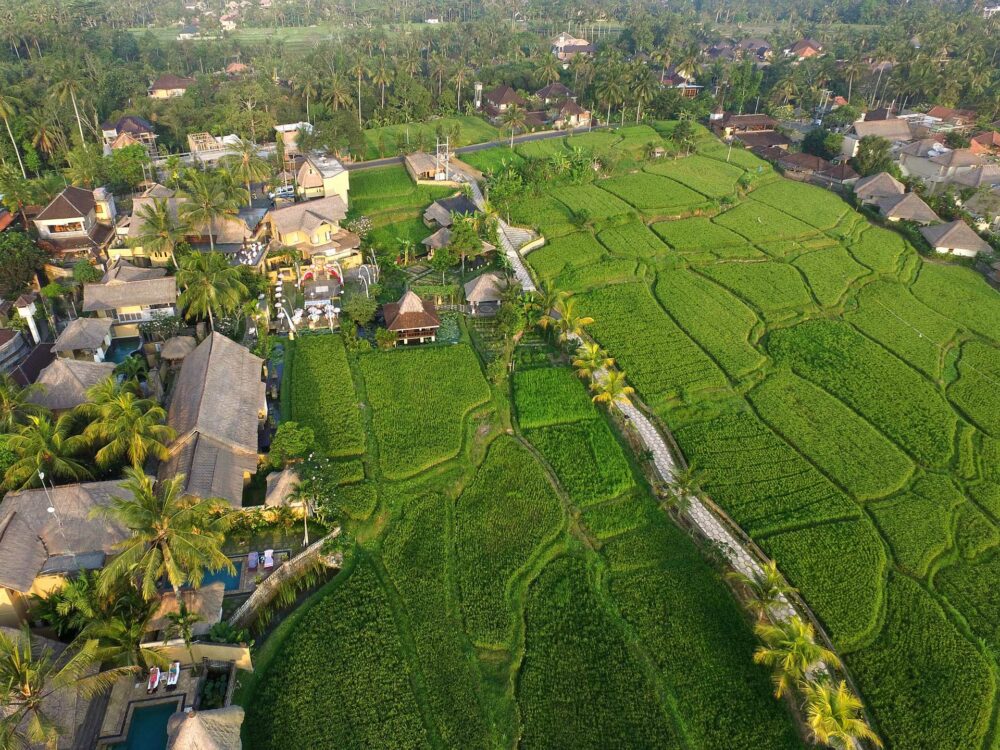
[
  {"left": 112, "top": 701, "right": 178, "bottom": 750},
  {"left": 201, "top": 560, "right": 243, "bottom": 591},
  {"left": 105, "top": 337, "right": 142, "bottom": 365}
]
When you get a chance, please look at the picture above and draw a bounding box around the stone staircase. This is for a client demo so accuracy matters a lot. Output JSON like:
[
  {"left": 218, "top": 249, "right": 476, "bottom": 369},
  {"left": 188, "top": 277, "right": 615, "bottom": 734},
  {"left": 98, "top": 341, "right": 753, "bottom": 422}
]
[{"left": 502, "top": 225, "right": 538, "bottom": 252}]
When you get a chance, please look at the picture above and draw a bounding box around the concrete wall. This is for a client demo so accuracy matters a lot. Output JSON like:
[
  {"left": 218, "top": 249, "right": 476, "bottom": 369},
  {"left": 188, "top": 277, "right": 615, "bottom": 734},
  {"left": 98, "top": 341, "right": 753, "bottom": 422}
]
[{"left": 138, "top": 638, "right": 254, "bottom": 671}]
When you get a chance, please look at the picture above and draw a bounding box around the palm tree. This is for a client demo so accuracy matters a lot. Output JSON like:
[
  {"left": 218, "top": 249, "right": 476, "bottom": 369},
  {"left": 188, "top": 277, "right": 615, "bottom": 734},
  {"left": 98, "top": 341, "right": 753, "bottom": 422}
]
[
  {"left": 552, "top": 296, "right": 594, "bottom": 345},
  {"left": 726, "top": 560, "right": 797, "bottom": 621},
  {"left": 349, "top": 57, "right": 368, "bottom": 127},
  {"left": 0, "top": 92, "right": 26, "bottom": 178},
  {"left": 114, "top": 355, "right": 148, "bottom": 384},
  {"left": 535, "top": 54, "right": 561, "bottom": 85},
  {"left": 179, "top": 171, "right": 237, "bottom": 253},
  {"left": 292, "top": 69, "right": 319, "bottom": 123},
  {"left": 221, "top": 138, "right": 270, "bottom": 207},
  {"left": 842, "top": 59, "right": 868, "bottom": 103},
  {"left": 372, "top": 60, "right": 392, "bottom": 110},
  {"left": 165, "top": 600, "right": 202, "bottom": 668},
  {"left": 0, "top": 627, "right": 135, "bottom": 749},
  {"left": 569, "top": 53, "right": 594, "bottom": 92},
  {"left": 501, "top": 104, "right": 527, "bottom": 148},
  {"left": 176, "top": 251, "right": 248, "bottom": 331},
  {"left": 591, "top": 369, "right": 636, "bottom": 411},
  {"left": 4, "top": 415, "right": 91, "bottom": 490},
  {"left": 25, "top": 112, "right": 65, "bottom": 159},
  {"left": 326, "top": 72, "right": 351, "bottom": 112},
  {"left": 753, "top": 616, "right": 840, "bottom": 699},
  {"left": 134, "top": 197, "right": 186, "bottom": 269},
  {"left": 572, "top": 342, "right": 613, "bottom": 381},
  {"left": 655, "top": 462, "right": 706, "bottom": 516},
  {"left": 48, "top": 62, "right": 87, "bottom": 145},
  {"left": 453, "top": 64, "right": 471, "bottom": 111},
  {"left": 428, "top": 52, "right": 449, "bottom": 96},
  {"left": 803, "top": 679, "right": 882, "bottom": 749},
  {"left": 93, "top": 468, "right": 234, "bottom": 600},
  {"left": 88, "top": 609, "right": 167, "bottom": 671},
  {"left": 631, "top": 64, "right": 658, "bottom": 123},
  {"left": 536, "top": 287, "right": 568, "bottom": 333},
  {"left": 81, "top": 387, "right": 174, "bottom": 470},
  {"left": 0, "top": 373, "right": 45, "bottom": 433},
  {"left": 596, "top": 66, "right": 626, "bottom": 126}
]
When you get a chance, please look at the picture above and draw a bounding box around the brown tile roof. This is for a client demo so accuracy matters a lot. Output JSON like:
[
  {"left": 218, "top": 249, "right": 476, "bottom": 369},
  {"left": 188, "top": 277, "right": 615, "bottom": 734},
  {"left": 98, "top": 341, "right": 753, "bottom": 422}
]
[
  {"left": 920, "top": 220, "right": 992, "bottom": 255},
  {"left": 536, "top": 82, "right": 572, "bottom": 99},
  {"left": 29, "top": 358, "right": 115, "bottom": 411},
  {"left": 971, "top": 131, "right": 1000, "bottom": 149},
  {"left": 926, "top": 105, "right": 976, "bottom": 123},
  {"left": 0, "top": 479, "right": 134, "bottom": 592},
  {"left": 484, "top": 85, "right": 526, "bottom": 108},
  {"left": 83, "top": 270, "right": 176, "bottom": 312},
  {"left": 383, "top": 291, "right": 440, "bottom": 333},
  {"left": 721, "top": 113, "right": 777, "bottom": 129},
  {"left": 35, "top": 186, "right": 95, "bottom": 222},
  {"left": 778, "top": 152, "right": 830, "bottom": 172},
  {"left": 853, "top": 172, "right": 905, "bottom": 201},
  {"left": 736, "top": 131, "right": 792, "bottom": 149},
  {"left": 559, "top": 100, "right": 588, "bottom": 116},
  {"left": 103, "top": 115, "right": 155, "bottom": 136},
  {"left": 819, "top": 162, "right": 860, "bottom": 181}
]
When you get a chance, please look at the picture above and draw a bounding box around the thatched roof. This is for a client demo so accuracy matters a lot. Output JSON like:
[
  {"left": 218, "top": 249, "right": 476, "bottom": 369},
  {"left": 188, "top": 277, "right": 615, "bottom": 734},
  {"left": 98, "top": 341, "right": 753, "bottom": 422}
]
[
  {"left": 876, "top": 192, "right": 940, "bottom": 224},
  {"left": 264, "top": 468, "right": 300, "bottom": 508},
  {"left": 150, "top": 582, "right": 225, "bottom": 636},
  {"left": 160, "top": 336, "right": 198, "bottom": 361},
  {"left": 0, "top": 480, "right": 134, "bottom": 593},
  {"left": 853, "top": 172, "right": 905, "bottom": 202},
  {"left": 166, "top": 706, "right": 244, "bottom": 750},
  {"left": 83, "top": 275, "right": 176, "bottom": 312},
  {"left": 52, "top": 318, "right": 112, "bottom": 353},
  {"left": 464, "top": 273, "right": 507, "bottom": 305},
  {"left": 929, "top": 148, "right": 983, "bottom": 169},
  {"left": 920, "top": 220, "right": 992, "bottom": 255},
  {"left": 28, "top": 358, "right": 116, "bottom": 412},
  {"left": 160, "top": 334, "right": 264, "bottom": 506},
  {"left": 101, "top": 260, "right": 167, "bottom": 283},
  {"left": 404, "top": 151, "right": 439, "bottom": 176},
  {"left": 423, "top": 196, "right": 478, "bottom": 228},
  {"left": 383, "top": 291, "right": 440, "bottom": 332},
  {"left": 851, "top": 119, "right": 913, "bottom": 141}
]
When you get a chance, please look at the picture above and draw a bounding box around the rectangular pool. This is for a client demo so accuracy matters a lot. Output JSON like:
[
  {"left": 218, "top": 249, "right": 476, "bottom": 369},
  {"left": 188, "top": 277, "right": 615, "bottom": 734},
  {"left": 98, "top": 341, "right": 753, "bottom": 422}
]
[
  {"left": 201, "top": 561, "right": 243, "bottom": 591},
  {"left": 112, "top": 701, "right": 178, "bottom": 750}
]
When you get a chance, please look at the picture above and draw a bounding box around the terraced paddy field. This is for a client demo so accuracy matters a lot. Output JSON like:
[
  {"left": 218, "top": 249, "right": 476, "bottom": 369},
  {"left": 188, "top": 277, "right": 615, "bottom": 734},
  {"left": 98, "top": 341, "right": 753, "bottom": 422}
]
[{"left": 511, "top": 129, "right": 1000, "bottom": 750}]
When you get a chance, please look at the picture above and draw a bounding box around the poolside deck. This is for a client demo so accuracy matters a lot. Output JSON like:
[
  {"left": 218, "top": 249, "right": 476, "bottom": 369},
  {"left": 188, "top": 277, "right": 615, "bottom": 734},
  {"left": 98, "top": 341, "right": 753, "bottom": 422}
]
[{"left": 97, "top": 666, "right": 199, "bottom": 747}]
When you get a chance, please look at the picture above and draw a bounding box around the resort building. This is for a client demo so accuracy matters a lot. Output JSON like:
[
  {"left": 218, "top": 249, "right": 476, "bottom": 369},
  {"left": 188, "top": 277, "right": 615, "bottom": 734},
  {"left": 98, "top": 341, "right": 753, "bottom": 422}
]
[
  {"left": 551, "top": 32, "right": 594, "bottom": 62},
  {"left": 876, "top": 192, "right": 941, "bottom": 224},
  {"left": 29, "top": 358, "right": 116, "bottom": 413},
  {"left": 101, "top": 115, "right": 158, "bottom": 157},
  {"left": 383, "top": 291, "right": 441, "bottom": 345},
  {"left": 0, "top": 480, "right": 133, "bottom": 626},
  {"left": 464, "top": 272, "right": 506, "bottom": 314},
  {"left": 920, "top": 220, "right": 993, "bottom": 258},
  {"left": 295, "top": 154, "right": 349, "bottom": 203},
  {"left": 32, "top": 186, "right": 117, "bottom": 267},
  {"left": 160, "top": 333, "right": 266, "bottom": 507},
  {"left": 83, "top": 260, "right": 177, "bottom": 338},
  {"left": 423, "top": 195, "right": 479, "bottom": 228},
  {"left": 52, "top": 317, "right": 114, "bottom": 362}
]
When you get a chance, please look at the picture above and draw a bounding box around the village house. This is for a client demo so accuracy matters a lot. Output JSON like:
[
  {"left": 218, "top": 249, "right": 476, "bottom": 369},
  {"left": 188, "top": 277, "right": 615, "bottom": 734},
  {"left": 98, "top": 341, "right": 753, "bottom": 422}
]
[
  {"left": 32, "top": 185, "right": 117, "bottom": 268},
  {"left": 900, "top": 145, "right": 984, "bottom": 185},
  {"left": 920, "top": 220, "right": 992, "bottom": 258},
  {"left": 853, "top": 171, "right": 906, "bottom": 204},
  {"left": 423, "top": 194, "right": 479, "bottom": 228},
  {"left": 481, "top": 84, "right": 528, "bottom": 121},
  {"left": 551, "top": 32, "right": 594, "bottom": 62},
  {"left": 777, "top": 151, "right": 831, "bottom": 175},
  {"left": 553, "top": 100, "right": 592, "bottom": 129},
  {"left": 160, "top": 333, "right": 266, "bottom": 507},
  {"left": 712, "top": 112, "right": 779, "bottom": 140},
  {"left": 925, "top": 106, "right": 978, "bottom": 130},
  {"left": 705, "top": 42, "right": 736, "bottom": 62},
  {"left": 663, "top": 69, "right": 703, "bottom": 99},
  {"left": 817, "top": 162, "right": 860, "bottom": 186},
  {"left": 404, "top": 151, "right": 449, "bottom": 181},
  {"left": 101, "top": 115, "right": 158, "bottom": 157},
  {"left": 28, "top": 358, "right": 116, "bottom": 413},
  {"left": 536, "top": 82, "right": 573, "bottom": 105},
  {"left": 876, "top": 192, "right": 941, "bottom": 224},
  {"left": 0, "top": 479, "right": 134, "bottom": 626},
  {"left": 51, "top": 317, "right": 113, "bottom": 362},
  {"left": 736, "top": 38, "right": 773, "bottom": 62},
  {"left": 951, "top": 164, "right": 1000, "bottom": 190},
  {"left": 841, "top": 118, "right": 915, "bottom": 158},
  {"left": 264, "top": 195, "right": 362, "bottom": 283},
  {"left": 83, "top": 260, "right": 178, "bottom": 338},
  {"left": 970, "top": 131, "right": 1000, "bottom": 155},
  {"left": 421, "top": 226, "right": 495, "bottom": 259},
  {"left": 274, "top": 121, "right": 311, "bottom": 155},
  {"left": 382, "top": 290, "right": 441, "bottom": 345},
  {"left": 296, "top": 153, "right": 350, "bottom": 202},
  {"left": 226, "top": 61, "right": 250, "bottom": 76},
  {"left": 149, "top": 73, "right": 196, "bottom": 98},
  {"left": 786, "top": 38, "right": 824, "bottom": 60}
]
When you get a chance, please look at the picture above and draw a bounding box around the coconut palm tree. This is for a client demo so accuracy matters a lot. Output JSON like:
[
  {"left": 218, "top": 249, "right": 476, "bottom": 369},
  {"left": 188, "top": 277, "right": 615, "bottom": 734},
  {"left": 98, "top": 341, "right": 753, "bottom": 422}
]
[
  {"left": 372, "top": 59, "right": 392, "bottom": 110},
  {"left": 93, "top": 468, "right": 235, "bottom": 600},
  {"left": 591, "top": 369, "right": 636, "bottom": 411},
  {"left": 726, "top": 560, "right": 797, "bottom": 621},
  {"left": 803, "top": 679, "right": 882, "bottom": 749},
  {"left": 349, "top": 56, "right": 368, "bottom": 127},
  {"left": 572, "top": 342, "right": 613, "bottom": 381},
  {"left": 4, "top": 415, "right": 91, "bottom": 490},
  {"left": 453, "top": 64, "right": 471, "bottom": 111},
  {"left": 326, "top": 72, "right": 351, "bottom": 112},
  {"left": 88, "top": 608, "right": 167, "bottom": 670},
  {"left": 0, "top": 373, "right": 46, "bottom": 433},
  {"left": 552, "top": 296, "right": 594, "bottom": 345},
  {"left": 179, "top": 171, "right": 238, "bottom": 253},
  {"left": 655, "top": 462, "right": 706, "bottom": 516},
  {"left": 292, "top": 69, "right": 319, "bottom": 123},
  {"left": 631, "top": 63, "right": 658, "bottom": 123},
  {"left": 536, "top": 287, "right": 568, "bottom": 333},
  {"left": 428, "top": 52, "right": 449, "bottom": 96},
  {"left": 165, "top": 600, "right": 202, "bottom": 668},
  {"left": 81, "top": 388, "right": 174, "bottom": 471},
  {"left": 114, "top": 355, "right": 148, "bottom": 385},
  {"left": 0, "top": 627, "right": 136, "bottom": 749},
  {"left": 221, "top": 137, "right": 270, "bottom": 207},
  {"left": 596, "top": 65, "right": 627, "bottom": 125},
  {"left": 501, "top": 104, "right": 527, "bottom": 147},
  {"left": 133, "top": 197, "right": 186, "bottom": 269},
  {"left": 0, "top": 91, "right": 26, "bottom": 178},
  {"left": 535, "top": 54, "right": 561, "bottom": 85},
  {"left": 753, "top": 616, "right": 840, "bottom": 699},
  {"left": 176, "top": 251, "right": 248, "bottom": 331},
  {"left": 48, "top": 62, "right": 87, "bottom": 145}
]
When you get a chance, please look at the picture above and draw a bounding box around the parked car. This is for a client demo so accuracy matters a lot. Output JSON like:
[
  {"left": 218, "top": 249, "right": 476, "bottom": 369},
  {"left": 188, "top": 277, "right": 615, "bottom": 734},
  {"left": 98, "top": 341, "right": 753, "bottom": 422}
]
[{"left": 268, "top": 185, "right": 295, "bottom": 200}]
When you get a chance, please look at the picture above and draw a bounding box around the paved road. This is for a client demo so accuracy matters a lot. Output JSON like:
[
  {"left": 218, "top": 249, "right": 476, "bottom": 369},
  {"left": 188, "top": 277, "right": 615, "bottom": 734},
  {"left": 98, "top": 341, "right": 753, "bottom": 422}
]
[{"left": 345, "top": 124, "right": 607, "bottom": 171}]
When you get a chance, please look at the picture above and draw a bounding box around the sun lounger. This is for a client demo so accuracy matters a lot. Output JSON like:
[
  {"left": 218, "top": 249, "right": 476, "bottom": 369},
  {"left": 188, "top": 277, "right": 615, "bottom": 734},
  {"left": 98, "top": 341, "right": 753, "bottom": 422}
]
[
  {"left": 263, "top": 549, "right": 274, "bottom": 569},
  {"left": 146, "top": 667, "right": 160, "bottom": 694},
  {"left": 247, "top": 551, "right": 258, "bottom": 570},
  {"left": 166, "top": 661, "right": 181, "bottom": 689}
]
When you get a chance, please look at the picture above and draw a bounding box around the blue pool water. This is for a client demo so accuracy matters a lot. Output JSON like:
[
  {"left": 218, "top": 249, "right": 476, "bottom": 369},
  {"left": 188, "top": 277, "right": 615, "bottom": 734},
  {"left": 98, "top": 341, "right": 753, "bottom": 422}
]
[
  {"left": 105, "top": 337, "right": 142, "bottom": 364},
  {"left": 200, "top": 561, "right": 243, "bottom": 591},
  {"left": 112, "top": 701, "right": 178, "bottom": 750}
]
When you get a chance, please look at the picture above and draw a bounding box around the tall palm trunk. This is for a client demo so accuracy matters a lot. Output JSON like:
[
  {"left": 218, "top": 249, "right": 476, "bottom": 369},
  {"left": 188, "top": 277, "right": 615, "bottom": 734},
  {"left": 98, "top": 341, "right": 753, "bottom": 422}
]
[
  {"left": 357, "top": 75, "right": 362, "bottom": 127},
  {"left": 3, "top": 117, "right": 25, "bottom": 178},
  {"left": 70, "top": 89, "right": 84, "bottom": 144}
]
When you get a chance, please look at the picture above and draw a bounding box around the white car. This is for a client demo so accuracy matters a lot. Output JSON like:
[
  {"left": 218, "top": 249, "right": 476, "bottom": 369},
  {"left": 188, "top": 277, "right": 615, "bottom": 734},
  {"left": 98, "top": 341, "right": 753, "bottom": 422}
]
[{"left": 268, "top": 185, "right": 295, "bottom": 200}]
